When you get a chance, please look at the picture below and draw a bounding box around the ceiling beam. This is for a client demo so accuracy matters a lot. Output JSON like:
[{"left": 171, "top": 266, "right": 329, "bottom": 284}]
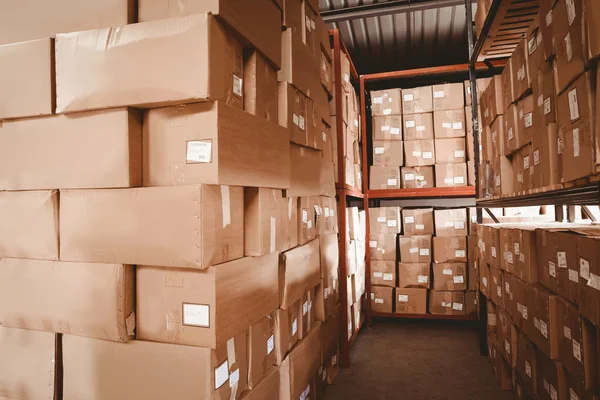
[{"left": 321, "top": 0, "right": 478, "bottom": 24}]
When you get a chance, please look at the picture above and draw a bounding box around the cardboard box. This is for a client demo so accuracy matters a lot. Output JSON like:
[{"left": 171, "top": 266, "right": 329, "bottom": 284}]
[
  {"left": 553, "top": 231, "right": 580, "bottom": 304},
  {"left": 346, "top": 207, "right": 360, "bottom": 241},
  {"left": 399, "top": 235, "right": 432, "bottom": 263},
  {"left": 433, "top": 236, "right": 467, "bottom": 263},
  {"left": 0, "top": 327, "right": 59, "bottom": 400},
  {"left": 369, "top": 233, "right": 397, "bottom": 261},
  {"left": 275, "top": 301, "right": 300, "bottom": 364},
  {"left": 433, "top": 263, "right": 467, "bottom": 291},
  {"left": 514, "top": 145, "right": 533, "bottom": 193},
  {"left": 402, "top": 208, "right": 434, "bottom": 236},
  {"left": 241, "top": 366, "right": 280, "bottom": 400},
  {"left": 404, "top": 139, "right": 436, "bottom": 166},
  {"left": 493, "top": 156, "right": 515, "bottom": 196},
  {"left": 517, "top": 95, "right": 535, "bottom": 148},
  {"left": 372, "top": 140, "right": 404, "bottom": 166},
  {"left": 280, "top": 239, "right": 321, "bottom": 309},
  {"left": 497, "top": 309, "right": 517, "bottom": 367},
  {"left": 369, "top": 206, "right": 402, "bottom": 235},
  {"left": 578, "top": 235, "right": 600, "bottom": 326},
  {"left": 320, "top": 51, "right": 333, "bottom": 95},
  {"left": 517, "top": 333, "right": 537, "bottom": 395},
  {"left": 244, "top": 188, "right": 285, "bottom": 256},
  {"left": 0, "top": 258, "right": 134, "bottom": 342},
  {"left": 370, "top": 286, "right": 394, "bottom": 313},
  {"left": 244, "top": 50, "right": 278, "bottom": 122},
  {"left": 248, "top": 313, "right": 277, "bottom": 389},
  {"left": 401, "top": 166, "right": 434, "bottom": 189},
  {"left": 60, "top": 185, "right": 243, "bottom": 268},
  {"left": 435, "top": 163, "right": 468, "bottom": 187},
  {"left": 489, "top": 265, "right": 504, "bottom": 307},
  {"left": 398, "top": 263, "right": 430, "bottom": 288},
  {"left": 320, "top": 119, "right": 334, "bottom": 162},
  {"left": 321, "top": 306, "right": 340, "bottom": 370},
  {"left": 511, "top": 38, "right": 531, "bottom": 101},
  {"left": 557, "top": 72, "right": 594, "bottom": 182},
  {"left": 298, "top": 290, "right": 316, "bottom": 340},
  {"left": 529, "top": 28, "right": 557, "bottom": 126},
  {"left": 372, "top": 115, "right": 403, "bottom": 141},
  {"left": 302, "top": 0, "right": 318, "bottom": 58},
  {"left": 531, "top": 124, "right": 561, "bottom": 189},
  {"left": 0, "top": 108, "right": 141, "bottom": 190},
  {"left": 318, "top": 197, "right": 338, "bottom": 236},
  {"left": 487, "top": 299, "right": 497, "bottom": 333},
  {"left": 484, "top": 75, "right": 505, "bottom": 127},
  {"left": 553, "top": 0, "right": 585, "bottom": 94},
  {"left": 527, "top": 285, "right": 559, "bottom": 359},
  {"left": 346, "top": 241, "right": 357, "bottom": 276},
  {"left": 429, "top": 291, "right": 466, "bottom": 315},
  {"left": 0, "top": 190, "right": 58, "bottom": 260},
  {"left": 539, "top": 0, "right": 555, "bottom": 60},
  {"left": 537, "top": 228, "right": 562, "bottom": 295},
  {"left": 404, "top": 112, "right": 434, "bottom": 140},
  {"left": 279, "top": 82, "right": 308, "bottom": 146},
  {"left": 283, "top": 198, "right": 299, "bottom": 252},
  {"left": 306, "top": 98, "right": 323, "bottom": 151},
  {"left": 535, "top": 349, "right": 567, "bottom": 400},
  {"left": 369, "top": 166, "right": 401, "bottom": 190},
  {"left": 370, "top": 260, "right": 396, "bottom": 288},
  {"left": 279, "top": 324, "right": 322, "bottom": 400},
  {"left": 0, "top": 38, "right": 54, "bottom": 120},
  {"left": 137, "top": 254, "right": 278, "bottom": 349},
  {"left": 63, "top": 331, "right": 248, "bottom": 399},
  {"left": 503, "top": 104, "right": 519, "bottom": 156},
  {"left": 435, "top": 138, "right": 466, "bottom": 164},
  {"left": 480, "top": 260, "right": 490, "bottom": 298},
  {"left": 56, "top": 15, "right": 244, "bottom": 113},
  {"left": 588, "top": 0, "right": 600, "bottom": 60},
  {"left": 432, "top": 83, "right": 465, "bottom": 111},
  {"left": 395, "top": 288, "right": 427, "bottom": 314},
  {"left": 433, "top": 110, "right": 466, "bottom": 138},
  {"left": 315, "top": 272, "right": 339, "bottom": 321},
  {"left": 402, "top": 86, "right": 433, "bottom": 115},
  {"left": 466, "top": 291, "right": 478, "bottom": 316},
  {"left": 490, "top": 114, "right": 506, "bottom": 160},
  {"left": 501, "top": 59, "right": 515, "bottom": 110},
  {"left": 0, "top": 0, "right": 135, "bottom": 45},
  {"left": 371, "top": 89, "right": 402, "bottom": 116},
  {"left": 280, "top": 29, "right": 321, "bottom": 99},
  {"left": 289, "top": 144, "right": 322, "bottom": 197},
  {"left": 468, "top": 262, "right": 477, "bottom": 290},
  {"left": 319, "top": 233, "right": 339, "bottom": 279},
  {"left": 564, "top": 369, "right": 600, "bottom": 400},
  {"left": 298, "top": 197, "right": 316, "bottom": 245},
  {"left": 434, "top": 208, "right": 468, "bottom": 237}
]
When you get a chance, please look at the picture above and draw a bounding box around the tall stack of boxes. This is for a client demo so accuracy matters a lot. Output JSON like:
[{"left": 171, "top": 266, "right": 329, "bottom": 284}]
[
  {"left": 369, "top": 206, "right": 478, "bottom": 316},
  {"left": 0, "top": 0, "right": 345, "bottom": 398}
]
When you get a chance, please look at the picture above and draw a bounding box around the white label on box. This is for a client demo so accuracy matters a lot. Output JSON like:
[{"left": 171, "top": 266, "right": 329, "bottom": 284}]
[
  {"left": 452, "top": 122, "right": 463, "bottom": 130},
  {"left": 186, "top": 141, "right": 212, "bottom": 163},
  {"left": 525, "top": 361, "right": 532, "bottom": 377},
  {"left": 570, "top": 388, "right": 580, "bottom": 400},
  {"left": 566, "top": 33, "right": 573, "bottom": 61},
  {"left": 370, "top": 241, "right": 378, "bottom": 248},
  {"left": 506, "top": 252, "right": 514, "bottom": 264},
  {"left": 444, "top": 178, "right": 454, "bottom": 184},
  {"left": 374, "top": 271, "right": 383, "bottom": 278},
  {"left": 311, "top": 19, "right": 316, "bottom": 30},
  {"left": 233, "top": 75, "right": 243, "bottom": 97},
  {"left": 573, "top": 339, "right": 582, "bottom": 362},
  {"left": 390, "top": 127, "right": 401, "bottom": 135},
  {"left": 434, "top": 90, "right": 445, "bottom": 98},
  {"left": 497, "top": 286, "right": 502, "bottom": 298},
  {"left": 524, "top": 156, "right": 530, "bottom": 169},
  {"left": 404, "top": 94, "right": 414, "bottom": 102},
  {"left": 522, "top": 306, "right": 528, "bottom": 320},
  {"left": 454, "top": 221, "right": 465, "bottom": 230},
  {"left": 557, "top": 251, "right": 567, "bottom": 268},
  {"left": 546, "top": 10, "right": 553, "bottom": 26},
  {"left": 587, "top": 273, "right": 600, "bottom": 290},
  {"left": 549, "top": 261, "right": 557, "bottom": 278},
  {"left": 419, "top": 248, "right": 429, "bottom": 256},
  {"left": 544, "top": 97, "right": 552, "bottom": 115},
  {"left": 442, "top": 122, "right": 452, "bottom": 129},
  {"left": 387, "top": 220, "right": 397, "bottom": 227},
  {"left": 564, "top": 326, "right": 572, "bottom": 340},
  {"left": 388, "top": 178, "right": 398, "bottom": 186},
  {"left": 452, "top": 176, "right": 464, "bottom": 185},
  {"left": 493, "top": 276, "right": 498, "bottom": 285},
  {"left": 519, "top": 109, "right": 524, "bottom": 119},
  {"left": 508, "top": 127, "right": 514, "bottom": 140},
  {"left": 416, "top": 175, "right": 425, "bottom": 181},
  {"left": 422, "top": 152, "right": 433, "bottom": 159},
  {"left": 292, "top": 318, "right": 297, "bottom": 335},
  {"left": 405, "top": 216, "right": 415, "bottom": 224},
  {"left": 418, "top": 275, "right": 428, "bottom": 283},
  {"left": 416, "top": 224, "right": 425, "bottom": 230},
  {"left": 307, "top": 219, "right": 312, "bottom": 229},
  {"left": 491, "top": 247, "right": 497, "bottom": 258},
  {"left": 375, "top": 147, "right": 385, "bottom": 155},
  {"left": 303, "top": 301, "right": 308, "bottom": 315},
  {"left": 505, "top": 282, "right": 511, "bottom": 294},
  {"left": 322, "top": 132, "right": 327, "bottom": 142},
  {"left": 569, "top": 269, "right": 579, "bottom": 283},
  {"left": 298, "top": 115, "right": 305, "bottom": 131},
  {"left": 398, "top": 294, "right": 409, "bottom": 303},
  {"left": 538, "top": 94, "right": 544, "bottom": 107},
  {"left": 406, "top": 120, "right": 416, "bottom": 128},
  {"left": 383, "top": 109, "right": 392, "bottom": 115},
  {"left": 215, "top": 360, "right": 229, "bottom": 389},
  {"left": 454, "top": 150, "right": 465, "bottom": 158},
  {"left": 551, "top": 386, "right": 558, "bottom": 400},
  {"left": 443, "top": 268, "right": 453, "bottom": 275},
  {"left": 375, "top": 298, "right": 384, "bottom": 304},
  {"left": 455, "top": 249, "right": 465, "bottom": 258},
  {"left": 383, "top": 273, "right": 393, "bottom": 281},
  {"left": 505, "top": 339, "right": 511, "bottom": 355},
  {"left": 373, "top": 97, "right": 383, "bottom": 104},
  {"left": 377, "top": 216, "right": 386, "bottom": 223},
  {"left": 543, "top": 379, "right": 549, "bottom": 393},
  {"left": 482, "top": 277, "right": 488, "bottom": 287},
  {"left": 381, "top": 125, "right": 391, "bottom": 131},
  {"left": 495, "top": 175, "right": 501, "bottom": 187},
  {"left": 412, "top": 151, "right": 422, "bottom": 157},
  {"left": 410, "top": 247, "right": 419, "bottom": 254},
  {"left": 183, "top": 304, "right": 210, "bottom": 327},
  {"left": 566, "top": 0, "right": 576, "bottom": 25},
  {"left": 453, "top": 275, "right": 464, "bottom": 284},
  {"left": 573, "top": 128, "right": 580, "bottom": 157},
  {"left": 452, "top": 303, "right": 463, "bottom": 311},
  {"left": 580, "top": 258, "right": 590, "bottom": 280},
  {"left": 344, "top": 73, "right": 350, "bottom": 83},
  {"left": 525, "top": 113, "right": 533, "bottom": 128},
  {"left": 229, "top": 369, "right": 239, "bottom": 387},
  {"left": 370, "top": 293, "right": 375, "bottom": 300},
  {"left": 540, "top": 321, "right": 548, "bottom": 338},
  {"left": 534, "top": 318, "right": 540, "bottom": 330},
  {"left": 416, "top": 126, "right": 426, "bottom": 132},
  {"left": 529, "top": 36, "right": 538, "bottom": 55},
  {"left": 324, "top": 287, "right": 330, "bottom": 299},
  {"left": 534, "top": 149, "right": 540, "bottom": 165},
  {"left": 445, "top": 221, "right": 455, "bottom": 228},
  {"left": 405, "top": 173, "right": 415, "bottom": 181}
]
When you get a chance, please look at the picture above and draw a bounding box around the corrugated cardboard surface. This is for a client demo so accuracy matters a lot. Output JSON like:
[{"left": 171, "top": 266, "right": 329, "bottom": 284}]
[
  {"left": 402, "top": 86, "right": 433, "bottom": 115},
  {"left": 315, "top": 272, "right": 339, "bottom": 321},
  {"left": 289, "top": 144, "right": 321, "bottom": 197},
  {"left": 0, "top": 327, "right": 58, "bottom": 400},
  {"left": 401, "top": 166, "right": 434, "bottom": 189},
  {"left": 56, "top": 14, "right": 243, "bottom": 113},
  {"left": 372, "top": 140, "right": 404, "bottom": 167},
  {"left": 433, "top": 236, "right": 467, "bottom": 263},
  {"left": 510, "top": 38, "right": 531, "bottom": 102},
  {"left": 0, "top": 38, "right": 54, "bottom": 119},
  {"left": 244, "top": 188, "right": 286, "bottom": 256},
  {"left": 435, "top": 208, "right": 468, "bottom": 237},
  {"left": 402, "top": 208, "right": 434, "bottom": 236},
  {"left": 371, "top": 89, "right": 402, "bottom": 116},
  {"left": 432, "top": 83, "right": 465, "bottom": 111},
  {"left": 553, "top": 0, "right": 585, "bottom": 95},
  {"left": 241, "top": 366, "right": 280, "bottom": 400},
  {"left": 370, "top": 286, "right": 394, "bottom": 313},
  {"left": 372, "top": 115, "right": 403, "bottom": 141},
  {"left": 433, "top": 110, "right": 466, "bottom": 138},
  {"left": 319, "top": 233, "right": 339, "bottom": 278},
  {"left": 399, "top": 235, "right": 432, "bottom": 263},
  {"left": 321, "top": 306, "right": 341, "bottom": 363},
  {"left": 0, "top": 190, "right": 59, "bottom": 260},
  {"left": 369, "top": 206, "right": 402, "bottom": 235},
  {"left": 298, "top": 197, "right": 316, "bottom": 245},
  {"left": 371, "top": 260, "right": 396, "bottom": 288},
  {"left": 395, "top": 288, "right": 427, "bottom": 314},
  {"left": 369, "top": 166, "right": 401, "bottom": 190},
  {"left": 398, "top": 263, "right": 430, "bottom": 288},
  {"left": 279, "top": 323, "right": 322, "bottom": 400},
  {"left": 248, "top": 312, "right": 277, "bottom": 389},
  {"left": 244, "top": 50, "right": 278, "bottom": 122},
  {"left": 435, "top": 138, "right": 466, "bottom": 164},
  {"left": 279, "top": 82, "right": 308, "bottom": 146},
  {"left": 433, "top": 263, "right": 467, "bottom": 291},
  {"left": 578, "top": 235, "right": 600, "bottom": 326},
  {"left": 429, "top": 291, "right": 466, "bottom": 315},
  {"left": 403, "top": 112, "right": 434, "bottom": 140},
  {"left": 275, "top": 301, "right": 300, "bottom": 365},
  {"left": 535, "top": 348, "right": 567, "bottom": 400},
  {"left": 404, "top": 139, "right": 436, "bottom": 166},
  {"left": 60, "top": 185, "right": 244, "bottom": 269},
  {"left": 280, "top": 28, "right": 320, "bottom": 99},
  {"left": 369, "top": 233, "right": 398, "bottom": 261},
  {"left": 435, "top": 163, "right": 468, "bottom": 187},
  {"left": 280, "top": 239, "right": 321, "bottom": 309},
  {"left": 0, "top": 0, "right": 135, "bottom": 45},
  {"left": 282, "top": 198, "right": 299, "bottom": 252},
  {"left": 0, "top": 259, "right": 134, "bottom": 342},
  {"left": 63, "top": 331, "right": 248, "bottom": 400},
  {"left": 0, "top": 108, "right": 141, "bottom": 190}
]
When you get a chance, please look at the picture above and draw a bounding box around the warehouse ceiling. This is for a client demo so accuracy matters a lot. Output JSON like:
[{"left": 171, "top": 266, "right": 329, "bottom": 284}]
[{"left": 320, "top": 0, "right": 478, "bottom": 75}]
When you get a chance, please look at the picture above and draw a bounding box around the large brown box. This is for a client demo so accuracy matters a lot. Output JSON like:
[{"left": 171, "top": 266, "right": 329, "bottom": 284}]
[
  {"left": 527, "top": 285, "right": 560, "bottom": 360},
  {"left": 501, "top": 58, "right": 515, "bottom": 109},
  {"left": 372, "top": 140, "right": 404, "bottom": 166},
  {"left": 489, "top": 265, "right": 504, "bottom": 308},
  {"left": 369, "top": 166, "right": 401, "bottom": 190},
  {"left": 531, "top": 124, "right": 561, "bottom": 189},
  {"left": 0, "top": 190, "right": 59, "bottom": 261},
  {"left": 497, "top": 309, "right": 518, "bottom": 367},
  {"left": 56, "top": 15, "right": 244, "bottom": 113},
  {"left": 244, "top": 50, "right": 278, "bottom": 122},
  {"left": 553, "top": 0, "right": 585, "bottom": 94},
  {"left": 279, "top": 324, "right": 322, "bottom": 400},
  {"left": 371, "top": 89, "right": 402, "bottom": 116},
  {"left": 429, "top": 291, "right": 466, "bottom": 315},
  {"left": 504, "top": 103, "right": 520, "bottom": 156},
  {"left": 578, "top": 235, "right": 600, "bottom": 326},
  {"left": 433, "top": 236, "right": 467, "bottom": 263},
  {"left": 0, "top": 327, "right": 59, "bottom": 400},
  {"left": 401, "top": 166, "right": 434, "bottom": 189},
  {"left": 319, "top": 233, "right": 339, "bottom": 278},
  {"left": 432, "top": 83, "right": 465, "bottom": 111},
  {"left": 241, "top": 366, "right": 280, "bottom": 400},
  {"left": 248, "top": 313, "right": 277, "bottom": 389},
  {"left": 371, "top": 260, "right": 396, "bottom": 288},
  {"left": 483, "top": 75, "right": 505, "bottom": 127},
  {"left": 467, "top": 236, "right": 478, "bottom": 263},
  {"left": 404, "top": 113, "right": 434, "bottom": 140},
  {"left": 372, "top": 115, "right": 403, "bottom": 141},
  {"left": 517, "top": 95, "right": 535, "bottom": 149},
  {"left": 537, "top": 228, "right": 562, "bottom": 295},
  {"left": 553, "top": 231, "right": 581, "bottom": 304},
  {"left": 434, "top": 138, "right": 466, "bottom": 164},
  {"left": 315, "top": 272, "right": 339, "bottom": 322},
  {"left": 136, "top": 253, "right": 278, "bottom": 349},
  {"left": 60, "top": 185, "right": 243, "bottom": 269},
  {"left": 402, "top": 86, "right": 433, "bottom": 114},
  {"left": 536, "top": 349, "right": 567, "bottom": 400},
  {"left": 434, "top": 208, "right": 468, "bottom": 237},
  {"left": 63, "top": 331, "right": 248, "bottom": 400},
  {"left": 369, "top": 206, "right": 402, "bottom": 235},
  {"left": 370, "top": 286, "right": 394, "bottom": 313},
  {"left": 511, "top": 38, "right": 531, "bottom": 101},
  {"left": 0, "top": 38, "right": 54, "bottom": 120},
  {"left": 529, "top": 25, "right": 557, "bottom": 126},
  {"left": 144, "top": 102, "right": 289, "bottom": 188},
  {"left": 279, "top": 82, "right": 308, "bottom": 146},
  {"left": 370, "top": 233, "right": 397, "bottom": 261},
  {"left": 399, "top": 235, "right": 432, "bottom": 263},
  {"left": 298, "top": 197, "right": 316, "bottom": 245},
  {"left": 468, "top": 262, "right": 477, "bottom": 291},
  {"left": 289, "top": 144, "right": 322, "bottom": 197},
  {"left": 0, "top": 108, "right": 141, "bottom": 190},
  {"left": 539, "top": 0, "right": 555, "bottom": 60},
  {"left": 398, "top": 263, "right": 430, "bottom": 288},
  {"left": 435, "top": 163, "right": 468, "bottom": 187},
  {"left": 433, "top": 263, "right": 467, "bottom": 291},
  {"left": 404, "top": 139, "right": 435, "bottom": 166},
  {"left": 0, "top": 259, "right": 134, "bottom": 342},
  {"left": 588, "top": 0, "right": 600, "bottom": 60},
  {"left": 395, "top": 288, "right": 427, "bottom": 314},
  {"left": 517, "top": 333, "right": 537, "bottom": 395},
  {"left": 465, "top": 291, "right": 478, "bottom": 316},
  {"left": 244, "top": 188, "right": 286, "bottom": 256},
  {"left": 317, "top": 197, "right": 337, "bottom": 236},
  {"left": 280, "top": 239, "right": 321, "bottom": 309},
  {"left": 283, "top": 198, "right": 299, "bottom": 252},
  {"left": 433, "top": 110, "right": 466, "bottom": 138},
  {"left": 275, "top": 301, "right": 300, "bottom": 364},
  {"left": 480, "top": 260, "right": 490, "bottom": 298},
  {"left": 402, "top": 208, "right": 434, "bottom": 236},
  {"left": 490, "top": 114, "right": 506, "bottom": 160},
  {"left": 564, "top": 369, "right": 600, "bottom": 400}
]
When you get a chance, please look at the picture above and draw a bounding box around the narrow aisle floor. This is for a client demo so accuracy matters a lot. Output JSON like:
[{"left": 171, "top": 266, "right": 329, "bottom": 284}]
[{"left": 325, "top": 320, "right": 513, "bottom": 400}]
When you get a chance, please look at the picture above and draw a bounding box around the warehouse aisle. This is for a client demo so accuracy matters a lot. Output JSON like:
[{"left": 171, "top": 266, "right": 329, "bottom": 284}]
[{"left": 325, "top": 320, "right": 513, "bottom": 400}]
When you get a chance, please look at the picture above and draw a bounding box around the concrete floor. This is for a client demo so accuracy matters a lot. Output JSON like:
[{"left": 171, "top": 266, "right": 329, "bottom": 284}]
[{"left": 325, "top": 319, "right": 514, "bottom": 400}]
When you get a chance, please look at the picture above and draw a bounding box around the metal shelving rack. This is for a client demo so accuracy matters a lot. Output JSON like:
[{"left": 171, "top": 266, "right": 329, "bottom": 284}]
[{"left": 330, "top": 29, "right": 367, "bottom": 369}]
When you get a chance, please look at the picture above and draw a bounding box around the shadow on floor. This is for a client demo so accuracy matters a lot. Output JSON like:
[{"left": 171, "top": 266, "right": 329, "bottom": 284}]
[{"left": 325, "top": 319, "right": 514, "bottom": 400}]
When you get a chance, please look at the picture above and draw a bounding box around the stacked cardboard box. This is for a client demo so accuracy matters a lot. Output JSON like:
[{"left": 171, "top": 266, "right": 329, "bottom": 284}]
[
  {"left": 346, "top": 207, "right": 367, "bottom": 338},
  {"left": 0, "top": 1, "right": 344, "bottom": 398},
  {"left": 369, "top": 206, "right": 478, "bottom": 315}
]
